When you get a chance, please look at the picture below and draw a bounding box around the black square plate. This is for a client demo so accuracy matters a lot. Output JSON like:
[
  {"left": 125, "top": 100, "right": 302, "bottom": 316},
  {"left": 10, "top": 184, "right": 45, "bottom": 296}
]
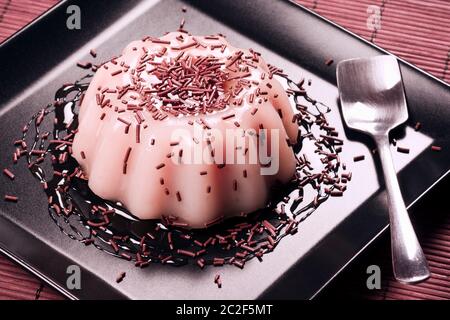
[{"left": 0, "top": 0, "right": 449, "bottom": 299}]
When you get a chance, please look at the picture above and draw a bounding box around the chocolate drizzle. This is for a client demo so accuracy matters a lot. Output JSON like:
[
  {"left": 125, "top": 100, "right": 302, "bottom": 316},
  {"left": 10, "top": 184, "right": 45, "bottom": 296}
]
[{"left": 11, "top": 73, "right": 349, "bottom": 269}]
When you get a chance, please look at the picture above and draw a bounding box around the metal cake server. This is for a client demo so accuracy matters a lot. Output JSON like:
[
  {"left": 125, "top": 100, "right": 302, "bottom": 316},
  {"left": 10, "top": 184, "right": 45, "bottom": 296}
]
[{"left": 337, "top": 55, "right": 430, "bottom": 283}]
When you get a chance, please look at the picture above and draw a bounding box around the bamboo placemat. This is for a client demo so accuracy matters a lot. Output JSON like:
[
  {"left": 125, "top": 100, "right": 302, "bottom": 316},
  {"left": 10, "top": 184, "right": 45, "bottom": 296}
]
[
  {"left": 0, "top": 0, "right": 448, "bottom": 300},
  {"left": 298, "top": 0, "right": 450, "bottom": 83}
]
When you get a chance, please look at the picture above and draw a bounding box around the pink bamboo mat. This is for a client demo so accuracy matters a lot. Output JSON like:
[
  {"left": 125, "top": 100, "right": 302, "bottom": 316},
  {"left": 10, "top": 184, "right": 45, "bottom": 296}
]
[{"left": 0, "top": 0, "right": 449, "bottom": 300}]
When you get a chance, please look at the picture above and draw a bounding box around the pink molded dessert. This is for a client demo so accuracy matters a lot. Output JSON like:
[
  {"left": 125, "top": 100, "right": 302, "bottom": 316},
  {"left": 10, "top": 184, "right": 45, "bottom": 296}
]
[{"left": 72, "top": 32, "right": 299, "bottom": 228}]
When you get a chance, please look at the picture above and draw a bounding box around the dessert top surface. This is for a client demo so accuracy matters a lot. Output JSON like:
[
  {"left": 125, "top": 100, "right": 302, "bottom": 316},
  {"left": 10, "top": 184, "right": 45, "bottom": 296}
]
[{"left": 84, "top": 31, "right": 288, "bottom": 122}]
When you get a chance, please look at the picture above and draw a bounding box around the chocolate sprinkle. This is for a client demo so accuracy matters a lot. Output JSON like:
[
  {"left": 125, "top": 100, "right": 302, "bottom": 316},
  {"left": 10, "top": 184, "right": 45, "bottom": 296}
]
[
  {"left": 431, "top": 145, "right": 441, "bottom": 151},
  {"left": 214, "top": 274, "right": 222, "bottom": 288},
  {"left": 4, "top": 195, "right": 18, "bottom": 202},
  {"left": 116, "top": 271, "right": 126, "bottom": 283},
  {"left": 3, "top": 168, "right": 15, "bottom": 180}
]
